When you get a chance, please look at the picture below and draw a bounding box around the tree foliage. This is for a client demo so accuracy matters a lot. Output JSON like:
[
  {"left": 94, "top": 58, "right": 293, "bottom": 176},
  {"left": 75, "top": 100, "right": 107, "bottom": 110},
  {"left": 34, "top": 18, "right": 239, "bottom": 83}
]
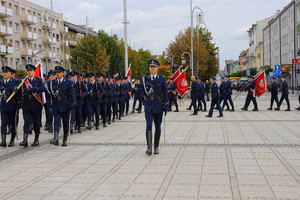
[
  {"left": 166, "top": 27, "right": 218, "bottom": 80},
  {"left": 70, "top": 35, "right": 110, "bottom": 74}
]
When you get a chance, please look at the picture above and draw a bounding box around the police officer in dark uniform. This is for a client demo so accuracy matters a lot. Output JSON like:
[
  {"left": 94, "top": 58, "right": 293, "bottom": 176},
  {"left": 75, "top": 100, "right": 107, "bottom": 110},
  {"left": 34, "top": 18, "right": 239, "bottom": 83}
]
[
  {"left": 224, "top": 75, "right": 234, "bottom": 111},
  {"left": 206, "top": 76, "right": 223, "bottom": 117},
  {"left": 86, "top": 73, "right": 104, "bottom": 130},
  {"left": 49, "top": 66, "right": 75, "bottom": 146},
  {"left": 275, "top": 75, "right": 290, "bottom": 111},
  {"left": 44, "top": 70, "right": 56, "bottom": 133},
  {"left": 197, "top": 77, "right": 207, "bottom": 112},
  {"left": 69, "top": 71, "right": 87, "bottom": 133},
  {"left": 109, "top": 76, "right": 118, "bottom": 122},
  {"left": 116, "top": 77, "right": 125, "bottom": 120},
  {"left": 241, "top": 75, "right": 251, "bottom": 110},
  {"left": 101, "top": 74, "right": 112, "bottom": 127},
  {"left": 0, "top": 66, "right": 21, "bottom": 147},
  {"left": 20, "top": 64, "right": 45, "bottom": 147},
  {"left": 132, "top": 78, "right": 143, "bottom": 113},
  {"left": 125, "top": 77, "right": 132, "bottom": 115},
  {"left": 81, "top": 74, "right": 89, "bottom": 127},
  {"left": 219, "top": 76, "right": 229, "bottom": 110},
  {"left": 242, "top": 76, "right": 258, "bottom": 111},
  {"left": 190, "top": 76, "right": 199, "bottom": 116},
  {"left": 142, "top": 59, "right": 168, "bottom": 155},
  {"left": 267, "top": 77, "right": 279, "bottom": 110},
  {"left": 121, "top": 77, "right": 127, "bottom": 116},
  {"left": 167, "top": 78, "right": 179, "bottom": 112}
]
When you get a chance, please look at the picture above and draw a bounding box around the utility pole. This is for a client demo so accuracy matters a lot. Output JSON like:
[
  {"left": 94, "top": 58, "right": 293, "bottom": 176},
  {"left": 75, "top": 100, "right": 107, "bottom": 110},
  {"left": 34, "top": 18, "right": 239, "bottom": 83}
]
[
  {"left": 190, "top": 0, "right": 193, "bottom": 76},
  {"left": 123, "top": 0, "right": 129, "bottom": 76},
  {"left": 50, "top": 0, "right": 54, "bottom": 70}
]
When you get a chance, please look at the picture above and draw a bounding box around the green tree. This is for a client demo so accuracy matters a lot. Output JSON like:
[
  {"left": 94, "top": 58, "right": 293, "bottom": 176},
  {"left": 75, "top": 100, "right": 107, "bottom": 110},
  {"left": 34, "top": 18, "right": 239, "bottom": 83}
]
[
  {"left": 166, "top": 27, "right": 218, "bottom": 80},
  {"left": 70, "top": 35, "right": 110, "bottom": 74},
  {"left": 98, "top": 30, "right": 124, "bottom": 75}
]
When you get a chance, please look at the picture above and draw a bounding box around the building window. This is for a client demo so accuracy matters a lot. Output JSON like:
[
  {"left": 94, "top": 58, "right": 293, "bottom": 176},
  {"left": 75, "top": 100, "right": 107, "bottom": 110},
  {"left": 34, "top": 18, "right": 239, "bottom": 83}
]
[
  {"left": 14, "top": 5, "right": 19, "bottom": 15},
  {"left": 15, "top": 23, "right": 19, "bottom": 32},
  {"left": 15, "top": 40, "right": 19, "bottom": 49},
  {"left": 38, "top": 29, "right": 41, "bottom": 37},
  {"left": 22, "top": 41, "right": 26, "bottom": 50},
  {"left": 10, "top": 58, "right": 13, "bottom": 66},
  {"left": 38, "top": 44, "right": 42, "bottom": 51}
]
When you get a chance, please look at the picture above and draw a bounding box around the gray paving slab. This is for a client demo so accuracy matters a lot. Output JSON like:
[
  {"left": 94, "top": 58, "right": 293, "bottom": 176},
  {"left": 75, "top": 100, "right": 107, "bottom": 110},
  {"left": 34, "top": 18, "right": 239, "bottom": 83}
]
[{"left": 0, "top": 92, "right": 300, "bottom": 200}]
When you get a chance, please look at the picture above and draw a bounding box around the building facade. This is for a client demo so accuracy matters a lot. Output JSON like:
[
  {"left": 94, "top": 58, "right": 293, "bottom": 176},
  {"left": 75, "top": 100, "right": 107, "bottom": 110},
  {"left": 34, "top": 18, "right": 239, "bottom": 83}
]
[
  {"left": 263, "top": 1, "right": 295, "bottom": 68},
  {"left": 248, "top": 15, "right": 275, "bottom": 70}
]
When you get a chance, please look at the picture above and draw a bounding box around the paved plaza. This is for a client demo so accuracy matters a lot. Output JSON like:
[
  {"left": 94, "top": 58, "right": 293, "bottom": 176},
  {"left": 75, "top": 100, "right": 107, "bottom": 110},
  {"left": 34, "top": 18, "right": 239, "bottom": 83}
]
[{"left": 0, "top": 92, "right": 300, "bottom": 200}]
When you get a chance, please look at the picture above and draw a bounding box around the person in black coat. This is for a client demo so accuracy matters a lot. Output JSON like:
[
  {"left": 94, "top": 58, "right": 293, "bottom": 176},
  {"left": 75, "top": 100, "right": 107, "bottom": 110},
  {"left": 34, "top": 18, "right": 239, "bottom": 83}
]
[
  {"left": 206, "top": 76, "right": 223, "bottom": 117},
  {"left": 267, "top": 77, "right": 279, "bottom": 110},
  {"left": 275, "top": 75, "right": 290, "bottom": 111},
  {"left": 190, "top": 76, "right": 199, "bottom": 115}
]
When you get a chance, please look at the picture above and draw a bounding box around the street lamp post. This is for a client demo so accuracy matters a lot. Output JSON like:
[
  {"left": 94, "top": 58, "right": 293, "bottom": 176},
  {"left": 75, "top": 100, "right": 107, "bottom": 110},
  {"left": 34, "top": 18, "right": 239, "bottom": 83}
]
[
  {"left": 181, "top": 52, "right": 191, "bottom": 67},
  {"left": 190, "top": 0, "right": 205, "bottom": 76}
]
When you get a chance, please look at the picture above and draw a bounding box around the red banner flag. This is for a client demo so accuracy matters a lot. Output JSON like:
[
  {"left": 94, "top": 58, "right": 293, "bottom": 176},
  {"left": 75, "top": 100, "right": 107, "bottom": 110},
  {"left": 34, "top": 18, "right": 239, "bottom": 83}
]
[
  {"left": 167, "top": 68, "right": 181, "bottom": 85},
  {"left": 35, "top": 62, "right": 41, "bottom": 77},
  {"left": 126, "top": 66, "right": 131, "bottom": 77},
  {"left": 174, "top": 70, "right": 188, "bottom": 97},
  {"left": 255, "top": 71, "right": 268, "bottom": 96}
]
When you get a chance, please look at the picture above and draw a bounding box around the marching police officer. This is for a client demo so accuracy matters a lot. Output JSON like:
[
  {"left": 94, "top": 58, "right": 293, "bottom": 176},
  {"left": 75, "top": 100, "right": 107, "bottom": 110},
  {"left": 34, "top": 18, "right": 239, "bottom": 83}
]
[
  {"left": 44, "top": 70, "right": 56, "bottom": 133},
  {"left": 242, "top": 76, "right": 258, "bottom": 111},
  {"left": 219, "top": 76, "right": 229, "bottom": 110},
  {"left": 20, "top": 64, "right": 45, "bottom": 147},
  {"left": 0, "top": 66, "right": 21, "bottom": 147},
  {"left": 190, "top": 76, "right": 199, "bottom": 116},
  {"left": 224, "top": 75, "right": 234, "bottom": 111},
  {"left": 116, "top": 77, "right": 124, "bottom": 120},
  {"left": 125, "top": 77, "right": 132, "bottom": 115},
  {"left": 275, "top": 75, "right": 290, "bottom": 111},
  {"left": 197, "top": 77, "right": 206, "bottom": 112},
  {"left": 241, "top": 75, "right": 251, "bottom": 110},
  {"left": 101, "top": 74, "right": 112, "bottom": 127},
  {"left": 132, "top": 78, "right": 143, "bottom": 113},
  {"left": 142, "top": 59, "right": 168, "bottom": 155},
  {"left": 49, "top": 66, "right": 76, "bottom": 146},
  {"left": 267, "top": 77, "right": 279, "bottom": 110},
  {"left": 86, "top": 73, "right": 103, "bottom": 130},
  {"left": 69, "top": 71, "right": 87, "bottom": 133},
  {"left": 81, "top": 74, "right": 89, "bottom": 128},
  {"left": 168, "top": 78, "right": 179, "bottom": 112},
  {"left": 206, "top": 76, "right": 223, "bottom": 117}
]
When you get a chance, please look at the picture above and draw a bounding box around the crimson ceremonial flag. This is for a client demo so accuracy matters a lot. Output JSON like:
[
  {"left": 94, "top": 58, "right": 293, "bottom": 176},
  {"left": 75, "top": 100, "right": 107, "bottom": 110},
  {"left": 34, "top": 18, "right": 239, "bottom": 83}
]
[
  {"left": 255, "top": 71, "right": 268, "bottom": 96},
  {"left": 174, "top": 70, "right": 188, "bottom": 97},
  {"left": 126, "top": 66, "right": 131, "bottom": 77},
  {"left": 35, "top": 62, "right": 41, "bottom": 77},
  {"left": 167, "top": 68, "right": 181, "bottom": 85}
]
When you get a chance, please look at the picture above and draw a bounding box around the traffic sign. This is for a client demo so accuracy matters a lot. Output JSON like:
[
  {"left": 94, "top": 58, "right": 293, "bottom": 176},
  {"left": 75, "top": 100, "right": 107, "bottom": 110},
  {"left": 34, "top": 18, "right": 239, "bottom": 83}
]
[
  {"left": 246, "top": 70, "right": 250, "bottom": 76},
  {"left": 269, "top": 72, "right": 274, "bottom": 77},
  {"left": 275, "top": 65, "right": 281, "bottom": 71},
  {"left": 292, "top": 59, "right": 298, "bottom": 64},
  {"left": 273, "top": 70, "right": 282, "bottom": 76}
]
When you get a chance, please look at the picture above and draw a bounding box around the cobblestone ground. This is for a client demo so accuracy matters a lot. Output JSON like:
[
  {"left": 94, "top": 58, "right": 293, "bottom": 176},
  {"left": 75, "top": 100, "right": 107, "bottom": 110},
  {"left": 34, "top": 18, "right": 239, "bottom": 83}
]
[{"left": 0, "top": 92, "right": 300, "bottom": 200}]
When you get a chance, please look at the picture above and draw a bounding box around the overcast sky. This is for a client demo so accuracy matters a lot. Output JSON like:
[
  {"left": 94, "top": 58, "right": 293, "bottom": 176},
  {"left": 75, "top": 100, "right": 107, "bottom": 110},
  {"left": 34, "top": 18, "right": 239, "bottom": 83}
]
[{"left": 29, "top": 0, "right": 291, "bottom": 70}]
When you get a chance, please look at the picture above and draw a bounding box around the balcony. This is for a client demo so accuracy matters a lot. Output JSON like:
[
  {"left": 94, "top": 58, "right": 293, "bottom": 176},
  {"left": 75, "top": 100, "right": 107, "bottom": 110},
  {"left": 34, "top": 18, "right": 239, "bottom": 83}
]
[
  {"left": 7, "top": 46, "right": 13, "bottom": 54},
  {"left": 0, "top": 45, "right": 6, "bottom": 55},
  {"left": 32, "top": 16, "right": 37, "bottom": 24},
  {"left": 21, "top": 14, "right": 34, "bottom": 25},
  {"left": 0, "top": 25, "right": 7, "bottom": 36},
  {"left": 21, "top": 31, "right": 34, "bottom": 41},
  {"left": 7, "top": 27, "right": 12, "bottom": 35},
  {"left": 42, "top": 21, "right": 50, "bottom": 30},
  {"left": 0, "top": 6, "right": 12, "bottom": 18},
  {"left": 49, "top": 36, "right": 56, "bottom": 44},
  {"left": 33, "top": 33, "right": 37, "bottom": 40},
  {"left": 21, "top": 48, "right": 33, "bottom": 57},
  {"left": 69, "top": 40, "right": 77, "bottom": 47}
]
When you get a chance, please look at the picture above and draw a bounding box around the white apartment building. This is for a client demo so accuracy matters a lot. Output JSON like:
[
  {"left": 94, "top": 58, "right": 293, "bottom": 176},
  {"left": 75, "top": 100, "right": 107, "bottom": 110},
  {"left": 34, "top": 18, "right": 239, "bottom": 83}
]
[
  {"left": 263, "top": 1, "right": 295, "bottom": 68},
  {"left": 248, "top": 15, "right": 275, "bottom": 69},
  {"left": 0, "top": 0, "right": 70, "bottom": 71}
]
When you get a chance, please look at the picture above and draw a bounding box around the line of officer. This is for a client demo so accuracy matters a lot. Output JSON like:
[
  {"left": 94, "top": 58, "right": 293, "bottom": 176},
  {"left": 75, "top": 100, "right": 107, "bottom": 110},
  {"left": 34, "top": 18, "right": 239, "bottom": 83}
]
[
  {"left": 197, "top": 77, "right": 207, "bottom": 112},
  {"left": 224, "top": 75, "right": 234, "bottom": 111},
  {"left": 0, "top": 66, "right": 21, "bottom": 147},
  {"left": 267, "top": 77, "right": 279, "bottom": 110},
  {"left": 241, "top": 76, "right": 258, "bottom": 111},
  {"left": 167, "top": 78, "right": 179, "bottom": 112},
  {"left": 20, "top": 64, "right": 45, "bottom": 147},
  {"left": 142, "top": 59, "right": 168, "bottom": 155},
  {"left": 49, "top": 66, "right": 76, "bottom": 146},
  {"left": 206, "top": 76, "right": 223, "bottom": 118},
  {"left": 275, "top": 75, "right": 290, "bottom": 111},
  {"left": 132, "top": 77, "right": 143, "bottom": 113}
]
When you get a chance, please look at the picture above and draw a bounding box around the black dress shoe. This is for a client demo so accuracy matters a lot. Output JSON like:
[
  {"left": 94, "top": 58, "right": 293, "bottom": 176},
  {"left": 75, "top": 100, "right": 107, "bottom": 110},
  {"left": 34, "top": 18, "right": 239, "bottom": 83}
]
[
  {"left": 217, "top": 115, "right": 223, "bottom": 118},
  {"left": 112, "top": 119, "right": 115, "bottom": 122},
  {"left": 186, "top": 108, "right": 191, "bottom": 110},
  {"left": 173, "top": 109, "right": 179, "bottom": 112},
  {"left": 205, "top": 115, "right": 212, "bottom": 118},
  {"left": 8, "top": 140, "right": 14, "bottom": 147},
  {"left": 296, "top": 107, "right": 300, "bottom": 110},
  {"left": 225, "top": 108, "right": 230, "bottom": 111},
  {"left": 267, "top": 108, "right": 272, "bottom": 110},
  {"left": 241, "top": 108, "right": 248, "bottom": 111},
  {"left": 274, "top": 108, "right": 280, "bottom": 111},
  {"left": 190, "top": 113, "right": 198, "bottom": 116},
  {"left": 230, "top": 109, "right": 235, "bottom": 112},
  {"left": 62, "top": 140, "right": 67, "bottom": 147},
  {"left": 252, "top": 108, "right": 259, "bottom": 111},
  {"left": 31, "top": 141, "right": 39, "bottom": 147},
  {"left": 202, "top": 109, "right": 207, "bottom": 112},
  {"left": 285, "top": 108, "right": 290, "bottom": 111}
]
